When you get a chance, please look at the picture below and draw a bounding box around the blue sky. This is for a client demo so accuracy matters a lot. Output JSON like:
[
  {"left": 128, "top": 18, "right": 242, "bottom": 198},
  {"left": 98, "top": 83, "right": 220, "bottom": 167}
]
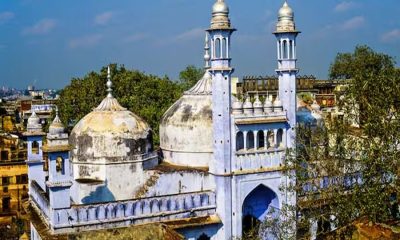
[{"left": 0, "top": 0, "right": 399, "bottom": 89}]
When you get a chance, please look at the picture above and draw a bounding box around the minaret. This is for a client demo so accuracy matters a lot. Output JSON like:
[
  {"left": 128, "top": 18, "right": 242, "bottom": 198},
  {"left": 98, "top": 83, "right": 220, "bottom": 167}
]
[
  {"left": 274, "top": 0, "right": 300, "bottom": 148},
  {"left": 24, "top": 110, "right": 46, "bottom": 191},
  {"left": 208, "top": 0, "right": 235, "bottom": 175},
  {"left": 43, "top": 108, "right": 72, "bottom": 212},
  {"left": 207, "top": 0, "right": 235, "bottom": 238}
]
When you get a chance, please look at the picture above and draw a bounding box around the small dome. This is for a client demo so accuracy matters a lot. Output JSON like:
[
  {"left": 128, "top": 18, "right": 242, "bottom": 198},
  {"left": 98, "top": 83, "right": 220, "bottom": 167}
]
[
  {"left": 276, "top": 1, "right": 297, "bottom": 32},
  {"left": 49, "top": 113, "right": 65, "bottom": 135},
  {"left": 232, "top": 96, "right": 243, "bottom": 115},
  {"left": 278, "top": 1, "right": 293, "bottom": 18},
  {"left": 243, "top": 96, "right": 253, "bottom": 115},
  {"left": 27, "top": 111, "right": 42, "bottom": 132},
  {"left": 264, "top": 95, "right": 273, "bottom": 113},
  {"left": 213, "top": 0, "right": 229, "bottom": 14},
  {"left": 243, "top": 97, "right": 253, "bottom": 109},
  {"left": 28, "top": 111, "right": 40, "bottom": 126},
  {"left": 253, "top": 96, "right": 263, "bottom": 115},
  {"left": 160, "top": 71, "right": 213, "bottom": 168},
  {"left": 210, "top": 0, "right": 231, "bottom": 29},
  {"left": 273, "top": 96, "right": 283, "bottom": 112}
]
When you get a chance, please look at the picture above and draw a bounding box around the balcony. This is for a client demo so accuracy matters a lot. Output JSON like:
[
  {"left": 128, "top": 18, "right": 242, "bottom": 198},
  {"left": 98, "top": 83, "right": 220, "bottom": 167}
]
[{"left": 235, "top": 148, "right": 285, "bottom": 172}]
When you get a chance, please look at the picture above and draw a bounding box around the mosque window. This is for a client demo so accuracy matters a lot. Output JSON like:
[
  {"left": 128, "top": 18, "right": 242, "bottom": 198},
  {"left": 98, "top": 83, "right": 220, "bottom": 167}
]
[
  {"left": 289, "top": 40, "right": 293, "bottom": 59},
  {"left": 32, "top": 141, "right": 39, "bottom": 154},
  {"left": 236, "top": 132, "right": 244, "bottom": 151},
  {"left": 267, "top": 130, "right": 274, "bottom": 148},
  {"left": 277, "top": 129, "right": 284, "bottom": 147},
  {"left": 215, "top": 38, "right": 221, "bottom": 59},
  {"left": 257, "top": 131, "right": 265, "bottom": 149},
  {"left": 222, "top": 38, "right": 227, "bottom": 58},
  {"left": 56, "top": 156, "right": 64, "bottom": 173},
  {"left": 282, "top": 40, "right": 288, "bottom": 59},
  {"left": 247, "top": 132, "right": 255, "bottom": 150}
]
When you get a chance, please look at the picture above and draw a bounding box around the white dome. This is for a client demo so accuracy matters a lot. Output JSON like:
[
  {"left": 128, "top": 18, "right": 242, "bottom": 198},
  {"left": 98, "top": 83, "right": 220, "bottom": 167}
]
[
  {"left": 70, "top": 96, "right": 152, "bottom": 180},
  {"left": 212, "top": 0, "right": 229, "bottom": 14},
  {"left": 160, "top": 72, "right": 213, "bottom": 168},
  {"left": 232, "top": 96, "right": 243, "bottom": 115},
  {"left": 48, "top": 114, "right": 65, "bottom": 135},
  {"left": 278, "top": 1, "right": 293, "bottom": 18},
  {"left": 27, "top": 111, "right": 42, "bottom": 132},
  {"left": 264, "top": 95, "right": 273, "bottom": 113}
]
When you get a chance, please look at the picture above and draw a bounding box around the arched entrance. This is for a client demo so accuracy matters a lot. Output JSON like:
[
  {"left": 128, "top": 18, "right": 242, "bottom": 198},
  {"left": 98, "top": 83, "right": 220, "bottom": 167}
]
[{"left": 242, "top": 185, "right": 279, "bottom": 237}]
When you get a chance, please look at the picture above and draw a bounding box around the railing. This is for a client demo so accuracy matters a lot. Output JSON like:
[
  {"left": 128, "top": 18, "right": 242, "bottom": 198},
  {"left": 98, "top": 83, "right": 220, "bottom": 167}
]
[
  {"left": 235, "top": 149, "right": 284, "bottom": 172},
  {"left": 36, "top": 191, "right": 216, "bottom": 232},
  {"left": 30, "top": 181, "right": 50, "bottom": 219}
]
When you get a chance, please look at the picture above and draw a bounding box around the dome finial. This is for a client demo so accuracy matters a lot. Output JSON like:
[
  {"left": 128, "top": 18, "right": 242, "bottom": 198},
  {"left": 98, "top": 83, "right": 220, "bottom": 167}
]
[
  {"left": 106, "top": 65, "right": 113, "bottom": 98},
  {"left": 210, "top": 0, "right": 231, "bottom": 29},
  {"left": 204, "top": 33, "right": 210, "bottom": 69}
]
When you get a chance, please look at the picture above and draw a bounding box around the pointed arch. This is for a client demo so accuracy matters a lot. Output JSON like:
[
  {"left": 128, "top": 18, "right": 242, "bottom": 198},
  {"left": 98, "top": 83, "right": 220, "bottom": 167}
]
[
  {"left": 277, "top": 129, "right": 284, "bottom": 148},
  {"left": 215, "top": 38, "right": 221, "bottom": 59},
  {"left": 282, "top": 40, "right": 288, "bottom": 59},
  {"left": 222, "top": 38, "right": 227, "bottom": 58},
  {"left": 242, "top": 184, "right": 280, "bottom": 236},
  {"left": 267, "top": 130, "right": 274, "bottom": 148},
  {"left": 247, "top": 131, "right": 255, "bottom": 150},
  {"left": 236, "top": 131, "right": 244, "bottom": 151},
  {"left": 257, "top": 130, "right": 265, "bottom": 149}
]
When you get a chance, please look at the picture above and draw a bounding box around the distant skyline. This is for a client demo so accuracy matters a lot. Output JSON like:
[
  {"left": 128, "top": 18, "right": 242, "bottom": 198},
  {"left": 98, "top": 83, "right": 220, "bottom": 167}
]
[{"left": 1, "top": 0, "right": 399, "bottom": 89}]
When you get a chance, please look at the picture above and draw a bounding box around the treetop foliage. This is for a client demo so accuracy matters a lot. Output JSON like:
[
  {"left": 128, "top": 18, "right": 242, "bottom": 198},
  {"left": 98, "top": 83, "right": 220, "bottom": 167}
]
[{"left": 57, "top": 64, "right": 203, "bottom": 145}]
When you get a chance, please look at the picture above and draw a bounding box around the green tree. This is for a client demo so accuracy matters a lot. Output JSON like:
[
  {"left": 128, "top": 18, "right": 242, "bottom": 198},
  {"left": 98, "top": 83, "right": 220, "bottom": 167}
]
[
  {"left": 246, "top": 46, "right": 400, "bottom": 240},
  {"left": 178, "top": 65, "right": 204, "bottom": 91},
  {"left": 294, "top": 46, "right": 400, "bottom": 239},
  {"left": 57, "top": 64, "right": 184, "bottom": 146}
]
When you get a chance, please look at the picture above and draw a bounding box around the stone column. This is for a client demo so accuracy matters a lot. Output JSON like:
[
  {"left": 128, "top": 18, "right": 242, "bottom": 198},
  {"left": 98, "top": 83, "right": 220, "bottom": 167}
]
[{"left": 243, "top": 131, "right": 248, "bottom": 151}]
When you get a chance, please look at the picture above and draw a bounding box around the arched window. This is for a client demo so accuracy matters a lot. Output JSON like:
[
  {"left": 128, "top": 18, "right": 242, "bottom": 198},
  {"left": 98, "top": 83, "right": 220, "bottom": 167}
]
[
  {"left": 257, "top": 131, "right": 265, "bottom": 149},
  {"left": 289, "top": 40, "right": 293, "bottom": 59},
  {"left": 56, "top": 156, "right": 64, "bottom": 173},
  {"left": 267, "top": 130, "right": 274, "bottom": 148},
  {"left": 236, "top": 132, "right": 244, "bottom": 151},
  {"left": 222, "top": 38, "right": 227, "bottom": 58},
  {"left": 282, "top": 40, "right": 288, "bottom": 59},
  {"left": 242, "top": 185, "right": 279, "bottom": 237},
  {"left": 198, "top": 233, "right": 210, "bottom": 240},
  {"left": 32, "top": 141, "right": 39, "bottom": 154},
  {"left": 215, "top": 38, "right": 221, "bottom": 59},
  {"left": 247, "top": 132, "right": 255, "bottom": 150},
  {"left": 277, "top": 129, "right": 284, "bottom": 148},
  {"left": 278, "top": 41, "right": 281, "bottom": 59}
]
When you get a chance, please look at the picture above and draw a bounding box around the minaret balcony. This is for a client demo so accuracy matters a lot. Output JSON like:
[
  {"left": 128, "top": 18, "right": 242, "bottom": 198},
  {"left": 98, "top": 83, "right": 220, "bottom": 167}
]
[{"left": 234, "top": 147, "right": 285, "bottom": 173}]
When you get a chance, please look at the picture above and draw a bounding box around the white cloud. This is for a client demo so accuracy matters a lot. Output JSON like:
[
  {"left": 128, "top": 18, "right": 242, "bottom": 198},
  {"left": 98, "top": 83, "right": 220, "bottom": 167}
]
[
  {"left": 175, "top": 28, "right": 204, "bottom": 41},
  {"left": 123, "top": 33, "right": 148, "bottom": 43},
  {"left": 0, "top": 12, "right": 14, "bottom": 24},
  {"left": 340, "top": 16, "right": 365, "bottom": 31},
  {"left": 94, "top": 12, "right": 114, "bottom": 26},
  {"left": 381, "top": 29, "right": 400, "bottom": 43},
  {"left": 69, "top": 34, "right": 103, "bottom": 48},
  {"left": 335, "top": 1, "right": 357, "bottom": 12},
  {"left": 22, "top": 19, "right": 57, "bottom": 35}
]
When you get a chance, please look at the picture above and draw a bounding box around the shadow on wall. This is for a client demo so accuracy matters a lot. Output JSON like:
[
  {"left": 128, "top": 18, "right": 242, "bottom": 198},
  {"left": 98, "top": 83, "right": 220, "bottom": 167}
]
[{"left": 81, "top": 180, "right": 115, "bottom": 204}]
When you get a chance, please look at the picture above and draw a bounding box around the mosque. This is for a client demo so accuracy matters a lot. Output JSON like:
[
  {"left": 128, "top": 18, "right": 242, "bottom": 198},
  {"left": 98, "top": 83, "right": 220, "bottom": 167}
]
[{"left": 24, "top": 0, "right": 312, "bottom": 239}]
